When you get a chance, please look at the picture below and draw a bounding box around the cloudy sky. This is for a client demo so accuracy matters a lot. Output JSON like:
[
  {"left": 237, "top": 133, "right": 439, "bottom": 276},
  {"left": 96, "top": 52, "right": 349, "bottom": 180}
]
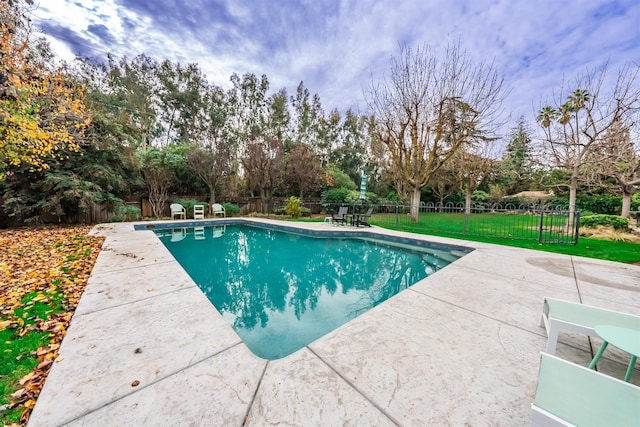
[{"left": 31, "top": 0, "right": 640, "bottom": 136}]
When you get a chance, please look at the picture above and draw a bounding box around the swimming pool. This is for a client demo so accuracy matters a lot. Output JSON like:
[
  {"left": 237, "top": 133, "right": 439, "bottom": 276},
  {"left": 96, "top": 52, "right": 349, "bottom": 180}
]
[{"left": 153, "top": 222, "right": 468, "bottom": 359}]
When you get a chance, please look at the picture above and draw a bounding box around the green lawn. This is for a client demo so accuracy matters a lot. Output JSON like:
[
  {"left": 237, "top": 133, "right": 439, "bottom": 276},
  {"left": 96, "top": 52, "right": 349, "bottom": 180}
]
[
  {"left": 371, "top": 212, "right": 640, "bottom": 264},
  {"left": 295, "top": 212, "right": 640, "bottom": 264},
  {"left": 388, "top": 228, "right": 640, "bottom": 264}
]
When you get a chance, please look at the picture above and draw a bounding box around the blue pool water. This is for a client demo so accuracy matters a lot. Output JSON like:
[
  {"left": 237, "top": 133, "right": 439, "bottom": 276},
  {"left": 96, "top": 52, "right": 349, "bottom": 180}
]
[{"left": 155, "top": 223, "right": 466, "bottom": 360}]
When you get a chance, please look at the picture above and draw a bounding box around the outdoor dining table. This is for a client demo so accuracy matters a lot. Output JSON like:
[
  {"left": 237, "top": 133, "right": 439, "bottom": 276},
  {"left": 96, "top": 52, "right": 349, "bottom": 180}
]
[
  {"left": 588, "top": 325, "right": 640, "bottom": 382},
  {"left": 348, "top": 214, "right": 359, "bottom": 226}
]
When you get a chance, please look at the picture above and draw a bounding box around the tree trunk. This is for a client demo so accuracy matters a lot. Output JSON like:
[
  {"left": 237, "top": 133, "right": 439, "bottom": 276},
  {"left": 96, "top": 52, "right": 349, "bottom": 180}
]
[
  {"left": 260, "top": 188, "right": 267, "bottom": 214},
  {"left": 465, "top": 188, "right": 472, "bottom": 215},
  {"left": 208, "top": 188, "right": 216, "bottom": 214},
  {"left": 568, "top": 169, "right": 578, "bottom": 229},
  {"left": 410, "top": 187, "right": 421, "bottom": 222},
  {"left": 621, "top": 186, "right": 632, "bottom": 218}
]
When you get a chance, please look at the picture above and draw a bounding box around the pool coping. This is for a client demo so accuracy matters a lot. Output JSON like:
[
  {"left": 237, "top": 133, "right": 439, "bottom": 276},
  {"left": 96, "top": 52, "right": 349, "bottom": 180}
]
[{"left": 28, "top": 218, "right": 640, "bottom": 426}]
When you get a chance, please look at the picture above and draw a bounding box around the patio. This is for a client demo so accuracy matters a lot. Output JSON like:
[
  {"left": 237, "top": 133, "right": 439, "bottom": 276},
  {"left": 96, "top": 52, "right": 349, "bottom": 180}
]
[{"left": 28, "top": 219, "right": 640, "bottom": 426}]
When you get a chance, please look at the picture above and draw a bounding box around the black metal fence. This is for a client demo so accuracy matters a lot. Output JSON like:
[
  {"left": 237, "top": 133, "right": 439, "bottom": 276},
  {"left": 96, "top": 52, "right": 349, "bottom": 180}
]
[{"left": 321, "top": 202, "right": 580, "bottom": 245}]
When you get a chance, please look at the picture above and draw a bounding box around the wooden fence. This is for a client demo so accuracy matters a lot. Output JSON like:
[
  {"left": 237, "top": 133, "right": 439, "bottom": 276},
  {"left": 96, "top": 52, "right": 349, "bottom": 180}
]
[{"left": 76, "top": 196, "right": 324, "bottom": 224}]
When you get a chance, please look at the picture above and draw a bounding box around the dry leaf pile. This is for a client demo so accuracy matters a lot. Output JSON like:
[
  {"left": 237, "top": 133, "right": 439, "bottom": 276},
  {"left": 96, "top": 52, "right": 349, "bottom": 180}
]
[{"left": 0, "top": 226, "right": 104, "bottom": 425}]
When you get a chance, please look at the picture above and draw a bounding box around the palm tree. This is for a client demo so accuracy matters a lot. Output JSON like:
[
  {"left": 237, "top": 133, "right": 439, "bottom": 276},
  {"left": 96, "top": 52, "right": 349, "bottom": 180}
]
[
  {"left": 569, "top": 89, "right": 589, "bottom": 110},
  {"left": 536, "top": 106, "right": 558, "bottom": 128},
  {"left": 558, "top": 102, "right": 574, "bottom": 125},
  {"left": 568, "top": 89, "right": 590, "bottom": 135}
]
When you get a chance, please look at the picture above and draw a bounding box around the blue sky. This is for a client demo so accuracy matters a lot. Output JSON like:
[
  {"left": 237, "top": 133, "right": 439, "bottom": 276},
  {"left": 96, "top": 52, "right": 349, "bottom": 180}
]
[{"left": 31, "top": 0, "right": 640, "bottom": 136}]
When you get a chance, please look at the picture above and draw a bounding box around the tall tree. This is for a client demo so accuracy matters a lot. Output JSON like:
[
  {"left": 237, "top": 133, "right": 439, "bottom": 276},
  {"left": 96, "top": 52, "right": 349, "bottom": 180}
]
[
  {"left": 366, "top": 43, "right": 505, "bottom": 221},
  {"left": 285, "top": 144, "right": 324, "bottom": 199},
  {"left": 450, "top": 144, "right": 497, "bottom": 213},
  {"left": 537, "top": 63, "right": 640, "bottom": 226},
  {"left": 186, "top": 85, "right": 231, "bottom": 205},
  {"left": 140, "top": 148, "right": 179, "bottom": 218},
  {"left": 329, "top": 109, "right": 371, "bottom": 185},
  {"left": 591, "top": 120, "right": 640, "bottom": 217},
  {"left": 290, "top": 81, "right": 326, "bottom": 162},
  {"left": 499, "top": 117, "right": 535, "bottom": 195},
  {"left": 242, "top": 137, "right": 284, "bottom": 212},
  {"left": 264, "top": 88, "right": 291, "bottom": 147},
  {"left": 429, "top": 165, "right": 458, "bottom": 208},
  {"left": 0, "top": 1, "right": 90, "bottom": 179},
  {"left": 102, "top": 54, "right": 161, "bottom": 148},
  {"left": 156, "top": 60, "right": 207, "bottom": 146},
  {"left": 227, "top": 72, "right": 270, "bottom": 196}
]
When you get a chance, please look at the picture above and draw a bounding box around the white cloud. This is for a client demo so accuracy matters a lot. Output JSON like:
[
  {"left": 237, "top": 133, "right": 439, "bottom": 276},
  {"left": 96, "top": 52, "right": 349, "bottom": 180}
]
[{"left": 31, "top": 0, "right": 640, "bottom": 139}]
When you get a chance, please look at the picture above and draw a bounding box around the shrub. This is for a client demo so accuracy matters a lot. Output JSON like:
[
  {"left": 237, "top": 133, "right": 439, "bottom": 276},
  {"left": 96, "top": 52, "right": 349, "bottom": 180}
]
[
  {"left": 576, "top": 195, "right": 621, "bottom": 215},
  {"left": 580, "top": 214, "right": 628, "bottom": 230},
  {"left": 109, "top": 205, "right": 141, "bottom": 222},
  {"left": 325, "top": 165, "right": 357, "bottom": 190},
  {"left": 273, "top": 206, "right": 286, "bottom": 215},
  {"left": 284, "top": 196, "right": 303, "bottom": 218},
  {"left": 321, "top": 187, "right": 351, "bottom": 212},
  {"left": 300, "top": 206, "right": 311, "bottom": 217},
  {"left": 222, "top": 202, "right": 240, "bottom": 217},
  {"left": 632, "top": 193, "right": 640, "bottom": 211},
  {"left": 544, "top": 196, "right": 569, "bottom": 209},
  {"left": 384, "top": 191, "right": 402, "bottom": 203}
]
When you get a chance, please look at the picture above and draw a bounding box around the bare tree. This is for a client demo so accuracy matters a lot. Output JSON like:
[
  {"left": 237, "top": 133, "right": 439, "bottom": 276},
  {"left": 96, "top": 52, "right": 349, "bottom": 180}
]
[
  {"left": 537, "top": 62, "right": 640, "bottom": 226},
  {"left": 450, "top": 142, "right": 498, "bottom": 214},
  {"left": 140, "top": 148, "right": 174, "bottom": 218},
  {"left": 142, "top": 166, "right": 171, "bottom": 218},
  {"left": 286, "top": 144, "right": 324, "bottom": 199},
  {"left": 429, "top": 166, "right": 458, "bottom": 209},
  {"left": 591, "top": 120, "right": 640, "bottom": 217},
  {"left": 242, "top": 137, "right": 284, "bottom": 212},
  {"left": 366, "top": 43, "right": 505, "bottom": 221}
]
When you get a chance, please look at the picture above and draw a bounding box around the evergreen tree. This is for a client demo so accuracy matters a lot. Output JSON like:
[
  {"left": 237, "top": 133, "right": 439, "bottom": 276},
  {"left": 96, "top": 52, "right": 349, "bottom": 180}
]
[{"left": 499, "top": 117, "right": 535, "bottom": 195}]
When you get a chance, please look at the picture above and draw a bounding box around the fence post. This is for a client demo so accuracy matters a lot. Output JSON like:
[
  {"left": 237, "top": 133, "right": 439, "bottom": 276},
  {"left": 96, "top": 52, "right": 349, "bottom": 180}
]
[
  {"left": 538, "top": 210, "right": 545, "bottom": 243},
  {"left": 395, "top": 205, "right": 399, "bottom": 226},
  {"left": 463, "top": 212, "right": 468, "bottom": 235},
  {"left": 573, "top": 212, "right": 580, "bottom": 245}
]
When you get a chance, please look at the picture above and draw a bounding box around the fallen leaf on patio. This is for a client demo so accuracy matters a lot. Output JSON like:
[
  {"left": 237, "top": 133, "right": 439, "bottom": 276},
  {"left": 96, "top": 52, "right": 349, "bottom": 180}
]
[{"left": 131, "top": 380, "right": 140, "bottom": 387}]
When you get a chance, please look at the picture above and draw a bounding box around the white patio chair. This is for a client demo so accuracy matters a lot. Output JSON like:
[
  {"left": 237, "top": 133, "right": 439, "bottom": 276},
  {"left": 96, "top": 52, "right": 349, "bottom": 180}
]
[
  {"left": 193, "top": 204, "right": 205, "bottom": 220},
  {"left": 211, "top": 203, "right": 225, "bottom": 217},
  {"left": 170, "top": 203, "right": 186, "bottom": 220}
]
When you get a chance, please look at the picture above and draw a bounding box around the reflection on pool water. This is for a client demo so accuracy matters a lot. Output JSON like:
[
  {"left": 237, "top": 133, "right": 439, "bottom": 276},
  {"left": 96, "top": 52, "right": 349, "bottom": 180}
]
[{"left": 156, "top": 224, "right": 467, "bottom": 360}]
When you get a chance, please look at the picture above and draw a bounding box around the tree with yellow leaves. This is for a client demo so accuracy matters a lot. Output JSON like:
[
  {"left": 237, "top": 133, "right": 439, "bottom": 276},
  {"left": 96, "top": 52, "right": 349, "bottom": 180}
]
[{"left": 0, "top": 1, "right": 90, "bottom": 179}]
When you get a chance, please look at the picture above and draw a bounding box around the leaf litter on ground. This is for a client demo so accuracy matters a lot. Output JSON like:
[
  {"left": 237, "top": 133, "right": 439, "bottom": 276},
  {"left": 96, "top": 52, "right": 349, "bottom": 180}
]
[{"left": 0, "top": 226, "right": 104, "bottom": 426}]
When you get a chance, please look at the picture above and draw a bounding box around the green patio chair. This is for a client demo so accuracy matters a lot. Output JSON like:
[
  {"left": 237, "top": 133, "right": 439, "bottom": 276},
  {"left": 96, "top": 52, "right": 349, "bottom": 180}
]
[
  {"left": 540, "top": 297, "right": 640, "bottom": 354},
  {"left": 531, "top": 353, "right": 640, "bottom": 426}
]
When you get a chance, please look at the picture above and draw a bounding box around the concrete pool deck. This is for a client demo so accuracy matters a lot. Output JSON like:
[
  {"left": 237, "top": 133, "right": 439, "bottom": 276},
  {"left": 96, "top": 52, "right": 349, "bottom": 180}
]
[{"left": 28, "top": 219, "right": 640, "bottom": 426}]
